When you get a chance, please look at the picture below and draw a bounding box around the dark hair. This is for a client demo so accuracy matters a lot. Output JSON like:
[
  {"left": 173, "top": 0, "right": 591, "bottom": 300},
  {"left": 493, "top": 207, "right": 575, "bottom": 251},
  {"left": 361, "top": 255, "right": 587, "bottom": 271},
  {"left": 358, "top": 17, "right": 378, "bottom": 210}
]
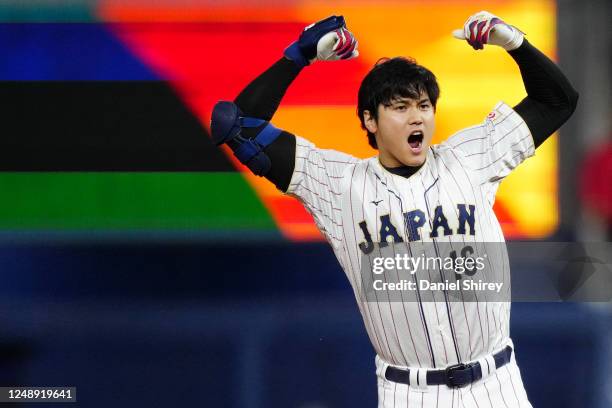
[{"left": 357, "top": 57, "right": 440, "bottom": 149}]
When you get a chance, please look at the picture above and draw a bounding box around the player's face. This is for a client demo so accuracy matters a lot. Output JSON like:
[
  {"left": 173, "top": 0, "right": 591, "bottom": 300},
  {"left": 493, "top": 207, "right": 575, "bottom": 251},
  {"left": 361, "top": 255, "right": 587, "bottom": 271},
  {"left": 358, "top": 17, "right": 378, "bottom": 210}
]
[{"left": 365, "top": 93, "right": 435, "bottom": 168}]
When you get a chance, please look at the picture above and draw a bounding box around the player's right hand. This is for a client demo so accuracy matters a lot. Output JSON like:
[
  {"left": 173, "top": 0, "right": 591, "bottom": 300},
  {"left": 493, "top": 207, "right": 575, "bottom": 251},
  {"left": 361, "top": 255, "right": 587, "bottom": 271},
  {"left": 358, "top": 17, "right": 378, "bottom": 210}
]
[{"left": 284, "top": 15, "right": 359, "bottom": 68}]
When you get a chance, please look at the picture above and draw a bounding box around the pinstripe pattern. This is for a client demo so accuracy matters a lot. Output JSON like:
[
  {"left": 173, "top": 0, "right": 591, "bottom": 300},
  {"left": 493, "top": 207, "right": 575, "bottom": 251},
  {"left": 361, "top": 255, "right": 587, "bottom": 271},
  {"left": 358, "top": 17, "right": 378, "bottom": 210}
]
[{"left": 285, "top": 102, "right": 534, "bottom": 406}]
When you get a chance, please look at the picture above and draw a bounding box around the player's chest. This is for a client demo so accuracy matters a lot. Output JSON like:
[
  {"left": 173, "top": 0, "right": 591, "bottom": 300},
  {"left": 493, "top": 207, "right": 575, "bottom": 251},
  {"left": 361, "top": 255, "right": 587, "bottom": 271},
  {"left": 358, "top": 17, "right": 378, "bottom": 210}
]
[{"left": 341, "top": 168, "right": 487, "bottom": 250}]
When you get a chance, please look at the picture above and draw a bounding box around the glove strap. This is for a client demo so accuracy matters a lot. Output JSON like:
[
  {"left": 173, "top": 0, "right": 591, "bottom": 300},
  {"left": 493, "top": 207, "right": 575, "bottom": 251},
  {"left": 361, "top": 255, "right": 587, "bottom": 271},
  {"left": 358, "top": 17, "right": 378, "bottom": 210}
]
[
  {"left": 284, "top": 41, "right": 309, "bottom": 68},
  {"left": 502, "top": 25, "right": 524, "bottom": 51}
]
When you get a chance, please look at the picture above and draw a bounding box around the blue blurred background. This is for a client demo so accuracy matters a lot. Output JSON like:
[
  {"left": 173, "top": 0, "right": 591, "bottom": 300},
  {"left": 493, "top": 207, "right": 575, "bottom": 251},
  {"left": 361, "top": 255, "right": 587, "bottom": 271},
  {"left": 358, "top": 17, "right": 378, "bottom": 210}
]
[{"left": 1, "top": 243, "right": 611, "bottom": 407}]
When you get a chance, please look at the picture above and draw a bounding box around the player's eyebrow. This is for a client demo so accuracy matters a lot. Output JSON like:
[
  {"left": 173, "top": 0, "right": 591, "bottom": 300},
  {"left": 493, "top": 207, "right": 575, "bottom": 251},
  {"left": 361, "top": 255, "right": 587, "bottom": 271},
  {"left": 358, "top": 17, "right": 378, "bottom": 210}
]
[{"left": 390, "top": 97, "right": 431, "bottom": 105}]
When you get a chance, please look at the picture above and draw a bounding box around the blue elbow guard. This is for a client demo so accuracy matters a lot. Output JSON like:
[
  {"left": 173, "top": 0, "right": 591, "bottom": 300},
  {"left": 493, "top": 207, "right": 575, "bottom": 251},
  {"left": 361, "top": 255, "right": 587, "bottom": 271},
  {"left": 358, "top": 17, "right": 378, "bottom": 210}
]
[{"left": 210, "top": 101, "right": 282, "bottom": 176}]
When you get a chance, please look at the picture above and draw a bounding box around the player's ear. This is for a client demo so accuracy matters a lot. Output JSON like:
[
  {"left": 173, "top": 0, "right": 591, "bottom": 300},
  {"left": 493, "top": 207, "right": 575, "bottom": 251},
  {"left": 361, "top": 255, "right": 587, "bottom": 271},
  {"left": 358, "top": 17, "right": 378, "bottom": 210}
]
[{"left": 363, "top": 110, "right": 378, "bottom": 134}]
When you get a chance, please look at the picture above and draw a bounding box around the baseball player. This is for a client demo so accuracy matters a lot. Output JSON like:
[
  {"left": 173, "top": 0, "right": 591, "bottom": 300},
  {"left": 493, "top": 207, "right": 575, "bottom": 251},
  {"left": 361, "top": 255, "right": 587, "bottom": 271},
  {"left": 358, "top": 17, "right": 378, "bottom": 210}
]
[{"left": 211, "top": 11, "right": 578, "bottom": 407}]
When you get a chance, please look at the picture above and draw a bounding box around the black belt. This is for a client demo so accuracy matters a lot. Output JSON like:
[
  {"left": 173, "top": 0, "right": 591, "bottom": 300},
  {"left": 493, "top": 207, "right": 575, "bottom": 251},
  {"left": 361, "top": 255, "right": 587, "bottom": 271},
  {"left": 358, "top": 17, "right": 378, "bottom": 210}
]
[{"left": 385, "top": 345, "right": 513, "bottom": 388}]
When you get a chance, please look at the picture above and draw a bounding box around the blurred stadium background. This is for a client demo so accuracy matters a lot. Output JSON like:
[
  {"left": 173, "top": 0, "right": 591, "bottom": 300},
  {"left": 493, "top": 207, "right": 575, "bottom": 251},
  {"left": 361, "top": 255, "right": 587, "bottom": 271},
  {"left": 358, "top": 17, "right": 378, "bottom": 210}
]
[{"left": 0, "top": 0, "right": 610, "bottom": 406}]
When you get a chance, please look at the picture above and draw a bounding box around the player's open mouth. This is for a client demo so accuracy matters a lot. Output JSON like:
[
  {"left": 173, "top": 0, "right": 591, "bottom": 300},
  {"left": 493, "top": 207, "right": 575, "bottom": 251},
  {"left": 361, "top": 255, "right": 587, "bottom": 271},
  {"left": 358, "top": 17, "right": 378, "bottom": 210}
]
[{"left": 407, "top": 131, "right": 424, "bottom": 154}]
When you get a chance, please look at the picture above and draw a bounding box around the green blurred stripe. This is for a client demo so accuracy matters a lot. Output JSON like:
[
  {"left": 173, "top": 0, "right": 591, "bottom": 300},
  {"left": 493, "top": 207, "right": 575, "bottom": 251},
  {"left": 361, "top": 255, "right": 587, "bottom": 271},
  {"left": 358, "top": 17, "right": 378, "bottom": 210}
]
[
  {"left": 0, "top": 173, "right": 275, "bottom": 230},
  {"left": 0, "top": 0, "right": 96, "bottom": 22}
]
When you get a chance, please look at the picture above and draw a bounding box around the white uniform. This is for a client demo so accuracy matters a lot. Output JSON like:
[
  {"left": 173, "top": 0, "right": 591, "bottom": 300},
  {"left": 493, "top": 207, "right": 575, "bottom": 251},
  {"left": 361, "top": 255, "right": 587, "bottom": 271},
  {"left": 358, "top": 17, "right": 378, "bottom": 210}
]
[{"left": 286, "top": 102, "right": 534, "bottom": 407}]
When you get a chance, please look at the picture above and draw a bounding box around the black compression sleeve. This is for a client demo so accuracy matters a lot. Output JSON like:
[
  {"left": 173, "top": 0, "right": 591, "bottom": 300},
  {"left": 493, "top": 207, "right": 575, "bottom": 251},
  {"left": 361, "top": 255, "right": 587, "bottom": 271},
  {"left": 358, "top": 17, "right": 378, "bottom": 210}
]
[
  {"left": 264, "top": 131, "right": 296, "bottom": 192},
  {"left": 234, "top": 57, "right": 302, "bottom": 120},
  {"left": 509, "top": 39, "right": 578, "bottom": 148},
  {"left": 233, "top": 57, "right": 300, "bottom": 192}
]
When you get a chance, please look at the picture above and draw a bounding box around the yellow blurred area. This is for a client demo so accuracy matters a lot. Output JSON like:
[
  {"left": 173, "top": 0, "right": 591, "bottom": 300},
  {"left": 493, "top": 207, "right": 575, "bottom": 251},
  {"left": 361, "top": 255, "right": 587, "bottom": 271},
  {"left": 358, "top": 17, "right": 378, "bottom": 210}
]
[
  {"left": 276, "top": 0, "right": 559, "bottom": 238},
  {"left": 273, "top": 106, "right": 374, "bottom": 156},
  {"left": 102, "top": 0, "right": 558, "bottom": 238}
]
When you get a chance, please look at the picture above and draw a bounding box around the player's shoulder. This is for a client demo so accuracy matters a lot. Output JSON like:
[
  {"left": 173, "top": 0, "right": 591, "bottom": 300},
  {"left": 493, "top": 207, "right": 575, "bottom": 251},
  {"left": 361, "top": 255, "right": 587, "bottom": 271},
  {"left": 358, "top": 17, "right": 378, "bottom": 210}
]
[
  {"left": 437, "top": 124, "right": 484, "bottom": 151},
  {"left": 293, "top": 135, "right": 365, "bottom": 185},
  {"left": 437, "top": 101, "right": 525, "bottom": 152},
  {"left": 486, "top": 101, "right": 524, "bottom": 126},
  {"left": 430, "top": 123, "right": 484, "bottom": 163},
  {"left": 336, "top": 155, "right": 373, "bottom": 183},
  {"left": 329, "top": 155, "right": 380, "bottom": 189}
]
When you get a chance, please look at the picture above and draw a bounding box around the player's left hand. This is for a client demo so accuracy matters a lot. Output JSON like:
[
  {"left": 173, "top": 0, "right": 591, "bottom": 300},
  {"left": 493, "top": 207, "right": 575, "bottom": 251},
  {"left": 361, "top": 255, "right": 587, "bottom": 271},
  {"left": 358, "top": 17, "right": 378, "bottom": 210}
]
[{"left": 452, "top": 10, "right": 524, "bottom": 51}]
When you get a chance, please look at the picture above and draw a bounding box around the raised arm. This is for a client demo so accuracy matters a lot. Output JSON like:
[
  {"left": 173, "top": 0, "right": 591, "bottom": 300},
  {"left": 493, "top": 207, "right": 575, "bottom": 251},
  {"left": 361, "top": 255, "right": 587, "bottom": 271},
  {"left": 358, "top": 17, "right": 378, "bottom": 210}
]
[
  {"left": 453, "top": 11, "right": 578, "bottom": 148},
  {"left": 211, "top": 16, "right": 358, "bottom": 191},
  {"left": 232, "top": 58, "right": 301, "bottom": 191}
]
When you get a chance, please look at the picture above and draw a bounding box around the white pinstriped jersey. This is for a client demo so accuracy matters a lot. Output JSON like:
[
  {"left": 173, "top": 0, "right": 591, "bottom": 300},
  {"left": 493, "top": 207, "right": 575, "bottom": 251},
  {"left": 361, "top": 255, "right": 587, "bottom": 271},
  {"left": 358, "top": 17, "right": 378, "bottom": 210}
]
[{"left": 286, "top": 102, "right": 535, "bottom": 369}]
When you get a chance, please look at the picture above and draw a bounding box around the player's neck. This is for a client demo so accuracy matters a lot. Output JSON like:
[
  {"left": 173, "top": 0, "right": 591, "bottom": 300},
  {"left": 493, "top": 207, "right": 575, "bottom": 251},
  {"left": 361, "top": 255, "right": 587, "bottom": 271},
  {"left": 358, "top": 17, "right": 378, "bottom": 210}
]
[{"left": 381, "top": 163, "right": 423, "bottom": 178}]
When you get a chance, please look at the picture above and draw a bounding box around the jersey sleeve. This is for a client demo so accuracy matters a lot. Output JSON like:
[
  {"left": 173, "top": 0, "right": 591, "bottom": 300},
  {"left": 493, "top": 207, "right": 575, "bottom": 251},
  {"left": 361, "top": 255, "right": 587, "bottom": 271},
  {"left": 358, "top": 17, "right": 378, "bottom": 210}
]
[
  {"left": 443, "top": 102, "right": 535, "bottom": 188},
  {"left": 286, "top": 136, "right": 358, "bottom": 247}
]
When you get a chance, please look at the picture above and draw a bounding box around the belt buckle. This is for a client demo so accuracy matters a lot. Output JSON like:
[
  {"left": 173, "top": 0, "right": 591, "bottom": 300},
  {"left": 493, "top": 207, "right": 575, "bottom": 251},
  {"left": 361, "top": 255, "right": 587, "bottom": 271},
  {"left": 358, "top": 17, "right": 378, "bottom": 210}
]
[{"left": 445, "top": 363, "right": 470, "bottom": 388}]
